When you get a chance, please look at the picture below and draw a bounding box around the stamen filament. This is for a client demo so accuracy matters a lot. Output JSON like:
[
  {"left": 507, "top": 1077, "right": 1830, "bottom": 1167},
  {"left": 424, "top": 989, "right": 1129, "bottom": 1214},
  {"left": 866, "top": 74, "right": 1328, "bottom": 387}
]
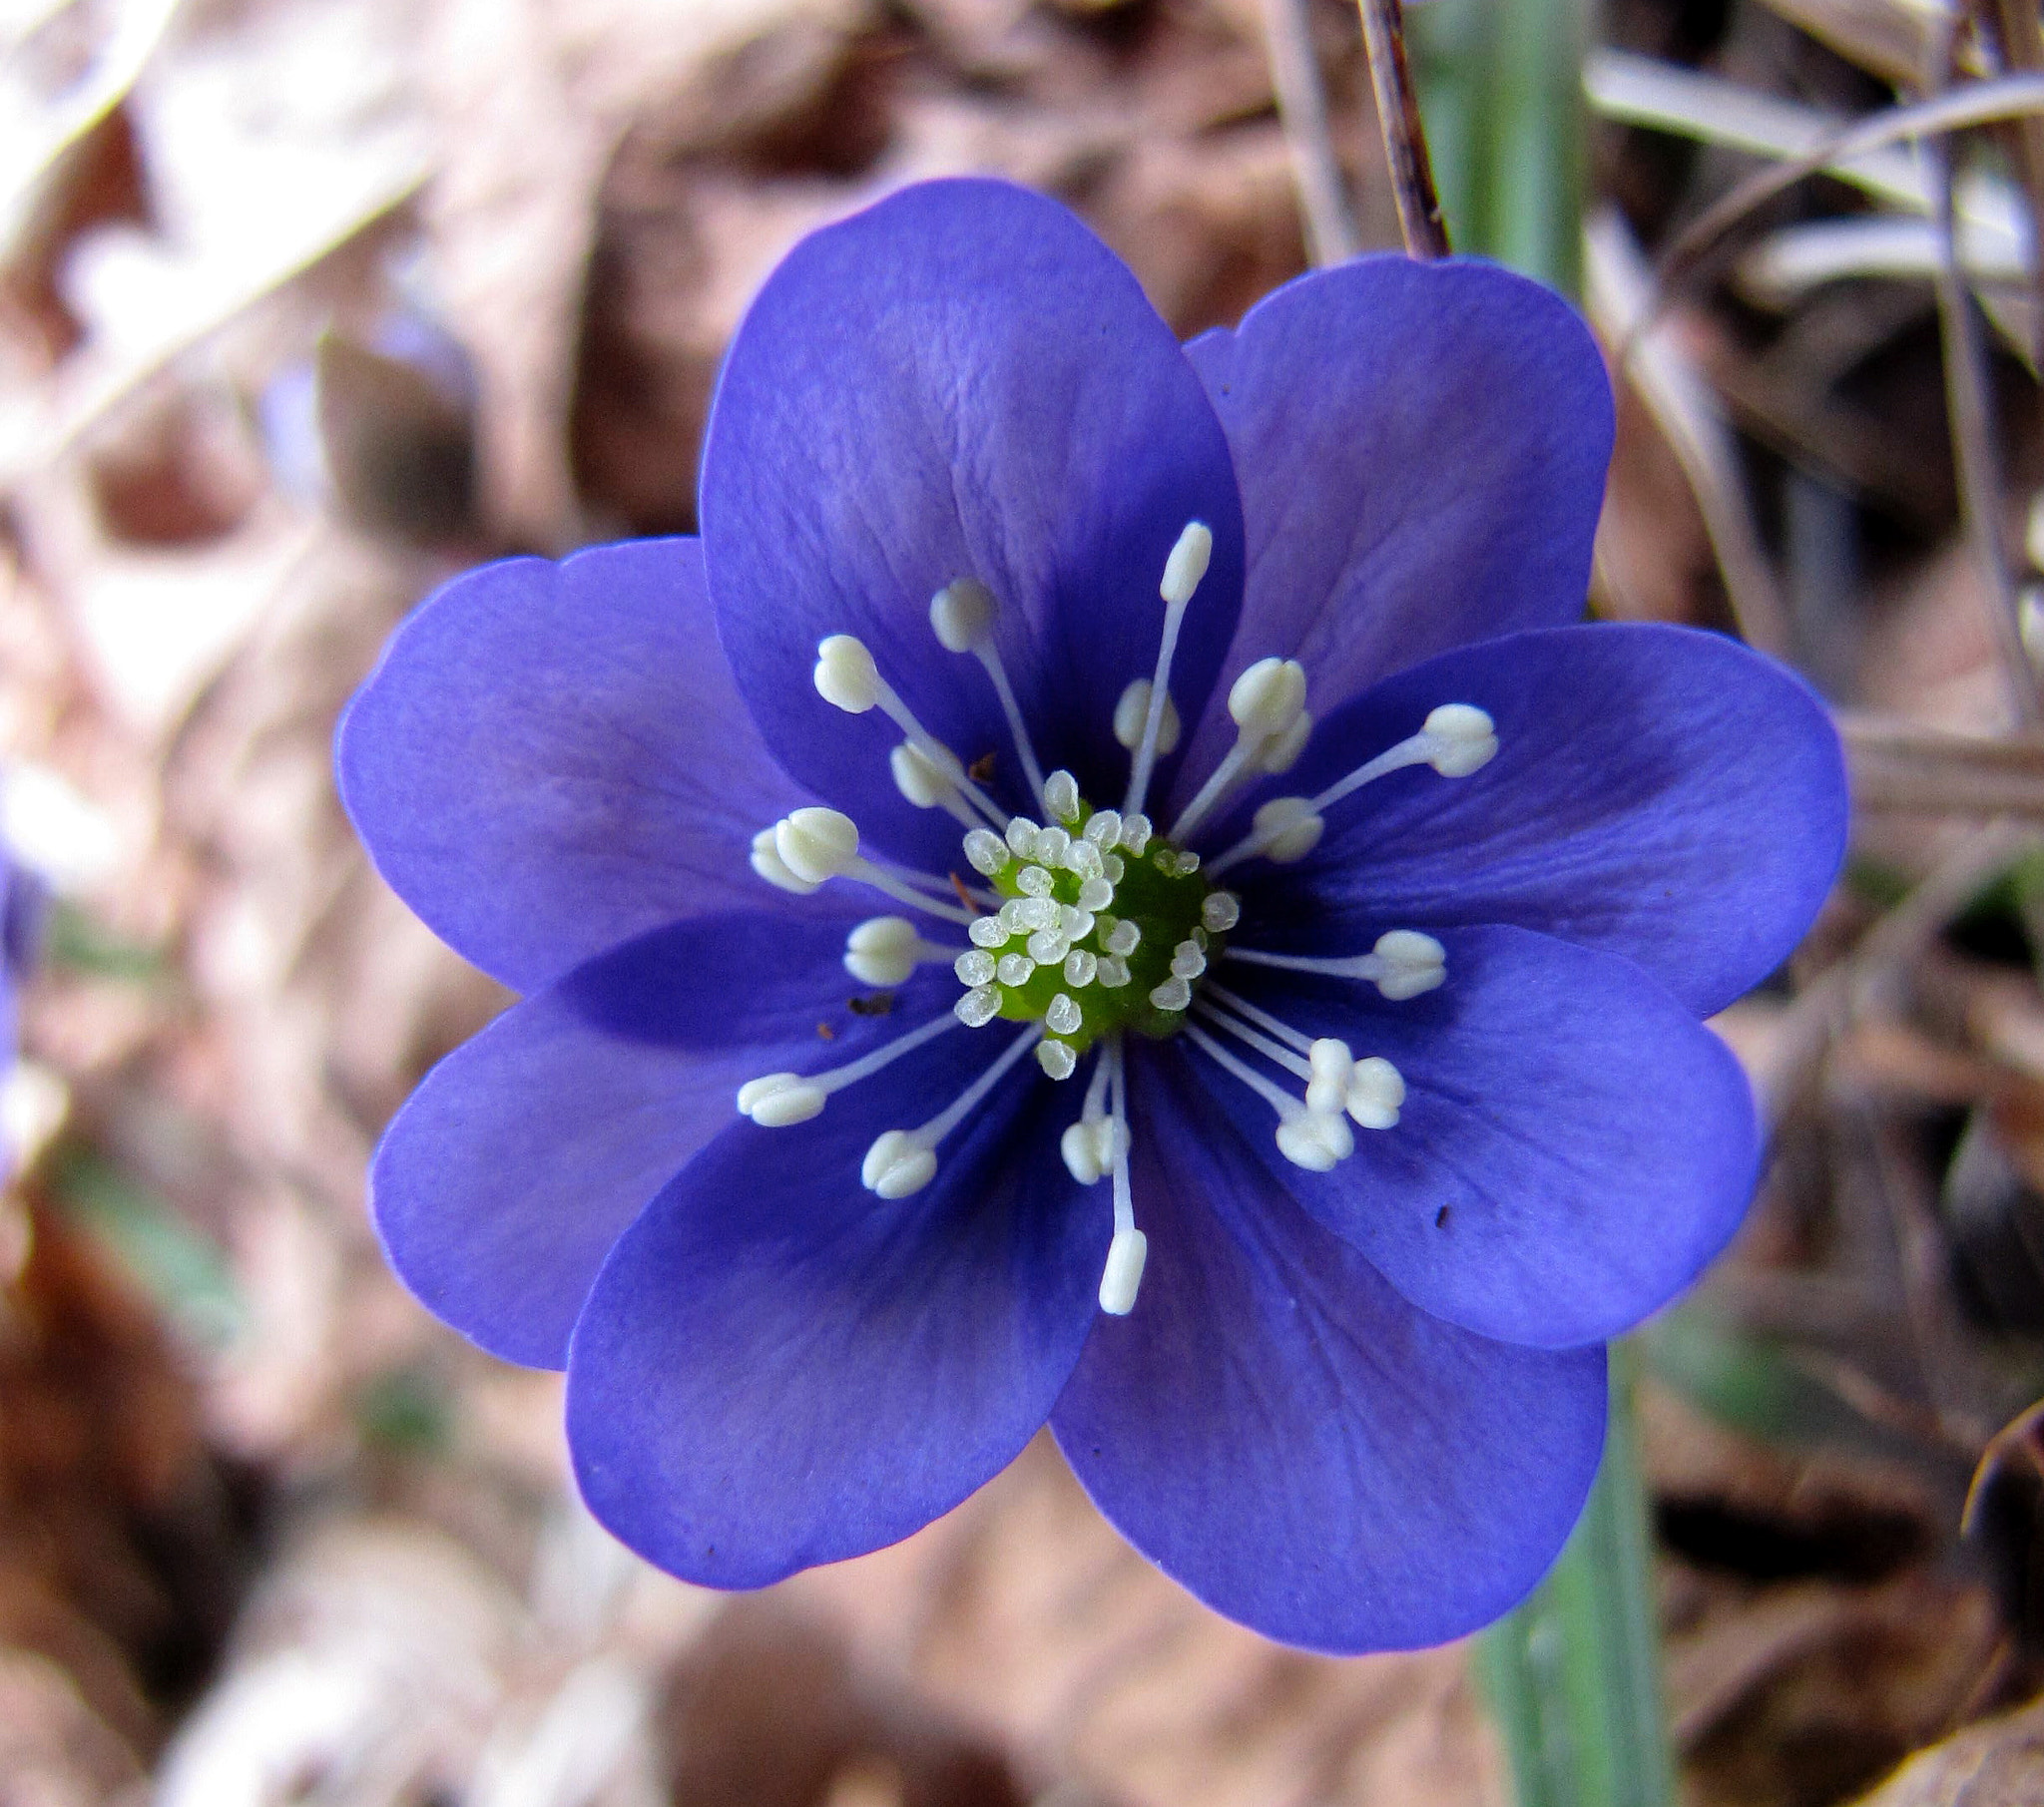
[
  {"left": 843, "top": 856, "right": 977, "bottom": 925},
  {"left": 1170, "top": 658, "right": 1309, "bottom": 843},
  {"left": 1099, "top": 1039, "right": 1146, "bottom": 1315},
  {"left": 1193, "top": 998, "right": 1311, "bottom": 1082},
  {"left": 1123, "top": 522, "right": 1214, "bottom": 819},
  {"left": 1200, "top": 980, "right": 1313, "bottom": 1056},
  {"left": 1184, "top": 1022, "right": 1355, "bottom": 1172},
  {"left": 737, "top": 1010, "right": 960, "bottom": 1127},
  {"left": 1225, "top": 930, "right": 1446, "bottom": 1000},
  {"left": 860, "top": 1025, "right": 1043, "bottom": 1198},
  {"left": 976, "top": 641, "right": 1050, "bottom": 814}
]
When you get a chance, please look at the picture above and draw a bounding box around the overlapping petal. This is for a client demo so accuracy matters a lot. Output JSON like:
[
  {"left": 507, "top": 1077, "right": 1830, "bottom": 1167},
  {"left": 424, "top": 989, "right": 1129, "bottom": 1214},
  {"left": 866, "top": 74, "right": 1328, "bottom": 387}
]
[
  {"left": 566, "top": 1022, "right": 1101, "bottom": 1586},
  {"left": 1205, "top": 927, "right": 1757, "bottom": 1348},
  {"left": 336, "top": 539, "right": 815, "bottom": 995},
  {"left": 1174, "top": 257, "right": 1611, "bottom": 800},
  {"left": 1054, "top": 1052, "right": 1607, "bottom": 1653},
  {"left": 372, "top": 911, "right": 931, "bottom": 1369},
  {"left": 701, "top": 179, "right": 1246, "bottom": 871},
  {"left": 1219, "top": 623, "right": 1847, "bottom": 1018}
]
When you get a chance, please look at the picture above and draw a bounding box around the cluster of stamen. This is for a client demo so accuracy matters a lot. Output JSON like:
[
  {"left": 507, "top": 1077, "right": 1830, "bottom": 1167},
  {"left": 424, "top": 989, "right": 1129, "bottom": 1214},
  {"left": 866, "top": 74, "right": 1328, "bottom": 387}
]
[{"left": 731, "top": 516, "right": 1502, "bottom": 1317}]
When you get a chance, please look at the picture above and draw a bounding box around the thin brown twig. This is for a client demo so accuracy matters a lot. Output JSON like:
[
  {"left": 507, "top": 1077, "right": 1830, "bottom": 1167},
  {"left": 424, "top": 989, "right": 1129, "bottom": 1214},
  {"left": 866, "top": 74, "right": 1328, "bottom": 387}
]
[
  {"left": 1979, "top": 0, "right": 2044, "bottom": 365},
  {"left": 1354, "top": 0, "right": 1448, "bottom": 259},
  {"left": 1262, "top": 0, "right": 1361, "bottom": 266},
  {"left": 1924, "top": 55, "right": 2044, "bottom": 726}
]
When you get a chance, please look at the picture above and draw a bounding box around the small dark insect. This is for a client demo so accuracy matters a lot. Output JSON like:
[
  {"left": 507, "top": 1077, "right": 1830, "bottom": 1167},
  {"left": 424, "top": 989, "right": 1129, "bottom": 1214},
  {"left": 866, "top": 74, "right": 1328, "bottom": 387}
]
[
  {"left": 968, "top": 750, "right": 998, "bottom": 782},
  {"left": 847, "top": 992, "right": 896, "bottom": 1016},
  {"left": 1434, "top": 1206, "right": 1450, "bottom": 1229}
]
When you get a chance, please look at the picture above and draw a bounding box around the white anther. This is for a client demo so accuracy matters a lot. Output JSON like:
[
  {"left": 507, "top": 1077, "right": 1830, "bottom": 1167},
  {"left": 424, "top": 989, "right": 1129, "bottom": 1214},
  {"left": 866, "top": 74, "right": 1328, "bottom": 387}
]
[
  {"left": 1054, "top": 903, "right": 1088, "bottom": 937},
  {"left": 1034, "top": 826, "right": 1071, "bottom": 867},
  {"left": 1251, "top": 796, "right": 1323, "bottom": 864},
  {"left": 996, "top": 953, "right": 1035, "bottom": 987},
  {"left": 998, "top": 899, "right": 1030, "bottom": 935},
  {"left": 1097, "top": 956, "right": 1131, "bottom": 988},
  {"left": 1078, "top": 875, "right": 1115, "bottom": 912},
  {"left": 1017, "top": 864, "right": 1054, "bottom": 897},
  {"left": 1423, "top": 703, "right": 1498, "bottom": 776},
  {"left": 1202, "top": 892, "right": 1241, "bottom": 933},
  {"left": 1064, "top": 949, "right": 1098, "bottom": 987},
  {"left": 1019, "top": 895, "right": 1059, "bottom": 931},
  {"left": 844, "top": 916, "right": 921, "bottom": 986},
  {"left": 1150, "top": 976, "right": 1192, "bottom": 1013},
  {"left": 929, "top": 578, "right": 996, "bottom": 653},
  {"left": 737, "top": 1074, "right": 825, "bottom": 1127},
  {"left": 1346, "top": 1056, "right": 1405, "bottom": 1129},
  {"left": 1046, "top": 993, "right": 1083, "bottom": 1036},
  {"left": 1005, "top": 816, "right": 1041, "bottom": 858},
  {"left": 1171, "top": 941, "right": 1207, "bottom": 980},
  {"left": 963, "top": 828, "right": 1008, "bottom": 876},
  {"left": 1276, "top": 1113, "right": 1355, "bottom": 1171},
  {"left": 1160, "top": 521, "right": 1214, "bottom": 606},
  {"left": 954, "top": 985, "right": 1001, "bottom": 1028},
  {"left": 1084, "top": 809, "right": 1123, "bottom": 847},
  {"left": 774, "top": 807, "right": 860, "bottom": 884},
  {"left": 1098, "top": 1225, "right": 1148, "bottom": 1315},
  {"left": 955, "top": 949, "right": 997, "bottom": 987},
  {"left": 1062, "top": 1120, "right": 1105, "bottom": 1184},
  {"left": 1038, "top": 1041, "right": 1079, "bottom": 1081},
  {"left": 1373, "top": 930, "right": 1446, "bottom": 999},
  {"left": 1064, "top": 838, "right": 1104, "bottom": 881},
  {"left": 1103, "top": 853, "right": 1125, "bottom": 883},
  {"left": 891, "top": 741, "right": 965, "bottom": 811},
  {"left": 1229, "top": 658, "right": 1308, "bottom": 739},
  {"left": 1119, "top": 813, "right": 1153, "bottom": 854},
  {"left": 1104, "top": 919, "right": 1141, "bottom": 957},
  {"left": 1305, "top": 1038, "right": 1354, "bottom": 1116},
  {"left": 1044, "top": 769, "right": 1081, "bottom": 822},
  {"left": 751, "top": 826, "right": 820, "bottom": 894},
  {"left": 1257, "top": 710, "right": 1313, "bottom": 773},
  {"left": 1027, "top": 928, "right": 1071, "bottom": 966},
  {"left": 813, "top": 635, "right": 881, "bottom": 712},
  {"left": 969, "top": 915, "right": 1009, "bottom": 948},
  {"left": 1113, "top": 681, "right": 1180, "bottom": 754},
  {"left": 1176, "top": 850, "right": 1201, "bottom": 874},
  {"left": 862, "top": 1129, "right": 938, "bottom": 1198}
]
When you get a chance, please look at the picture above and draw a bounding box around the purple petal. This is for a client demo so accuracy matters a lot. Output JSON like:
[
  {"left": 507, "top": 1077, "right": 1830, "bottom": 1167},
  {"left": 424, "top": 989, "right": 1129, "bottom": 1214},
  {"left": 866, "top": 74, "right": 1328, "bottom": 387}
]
[
  {"left": 371, "top": 909, "right": 933, "bottom": 1369},
  {"left": 1204, "top": 927, "right": 1757, "bottom": 1348},
  {"left": 337, "top": 538, "right": 816, "bottom": 994},
  {"left": 701, "top": 179, "right": 1245, "bottom": 870},
  {"left": 1053, "top": 1049, "right": 1606, "bottom": 1654},
  {"left": 1219, "top": 623, "right": 1847, "bottom": 1018},
  {"left": 1174, "top": 257, "right": 1611, "bottom": 801},
  {"left": 566, "top": 1013, "right": 1102, "bottom": 1587}
]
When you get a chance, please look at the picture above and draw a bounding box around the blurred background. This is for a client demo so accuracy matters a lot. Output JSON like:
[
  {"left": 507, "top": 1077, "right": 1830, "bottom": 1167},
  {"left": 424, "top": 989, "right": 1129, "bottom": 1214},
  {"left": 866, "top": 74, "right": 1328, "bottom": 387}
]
[{"left": 10, "top": 0, "right": 2044, "bottom": 1802}]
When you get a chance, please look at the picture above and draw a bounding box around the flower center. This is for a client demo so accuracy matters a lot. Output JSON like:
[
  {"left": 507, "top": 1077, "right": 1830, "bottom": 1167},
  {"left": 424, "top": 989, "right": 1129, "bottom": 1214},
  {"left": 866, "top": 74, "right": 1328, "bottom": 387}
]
[{"left": 950, "top": 783, "right": 1239, "bottom": 1079}]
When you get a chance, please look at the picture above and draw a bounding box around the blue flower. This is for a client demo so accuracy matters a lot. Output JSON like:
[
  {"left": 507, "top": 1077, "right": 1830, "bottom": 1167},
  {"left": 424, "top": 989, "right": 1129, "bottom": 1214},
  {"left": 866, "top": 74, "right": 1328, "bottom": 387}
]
[{"left": 336, "top": 179, "right": 1846, "bottom": 1653}]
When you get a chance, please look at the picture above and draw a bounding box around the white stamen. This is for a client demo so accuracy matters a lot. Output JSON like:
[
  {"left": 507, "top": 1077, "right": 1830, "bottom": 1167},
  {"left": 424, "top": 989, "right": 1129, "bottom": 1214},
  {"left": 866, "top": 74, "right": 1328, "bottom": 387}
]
[
  {"left": 954, "top": 948, "right": 997, "bottom": 987},
  {"left": 1194, "top": 998, "right": 1312, "bottom": 1083},
  {"left": 1124, "top": 522, "right": 1213, "bottom": 819},
  {"left": 751, "top": 826, "right": 820, "bottom": 894},
  {"left": 813, "top": 634, "right": 881, "bottom": 711},
  {"left": 1200, "top": 981, "right": 1313, "bottom": 1055},
  {"left": 844, "top": 916, "right": 955, "bottom": 986},
  {"left": 1113, "top": 685, "right": 1176, "bottom": 752},
  {"left": 861, "top": 1024, "right": 1042, "bottom": 1197},
  {"left": 1118, "top": 813, "right": 1153, "bottom": 855},
  {"left": 1202, "top": 892, "right": 1241, "bottom": 933},
  {"left": 1227, "top": 929, "right": 1447, "bottom": 1000},
  {"left": 929, "top": 580, "right": 1049, "bottom": 812},
  {"left": 1207, "top": 798, "right": 1323, "bottom": 877},
  {"left": 813, "top": 633, "right": 1008, "bottom": 827},
  {"left": 1098, "top": 1041, "right": 1146, "bottom": 1314},
  {"left": 1169, "top": 658, "right": 1309, "bottom": 844},
  {"left": 1059, "top": 907, "right": 1096, "bottom": 944},
  {"left": 1035, "top": 825, "right": 1072, "bottom": 867},
  {"left": 890, "top": 742, "right": 978, "bottom": 827},
  {"left": 996, "top": 953, "right": 1035, "bottom": 987},
  {"left": 1097, "top": 955, "right": 1131, "bottom": 987},
  {"left": 1306, "top": 1038, "right": 1353, "bottom": 1116},
  {"left": 1077, "top": 875, "right": 1115, "bottom": 912},
  {"left": 1064, "top": 949, "right": 1098, "bottom": 987},
  {"left": 1206, "top": 703, "right": 1498, "bottom": 876},
  {"left": 1083, "top": 808, "right": 1123, "bottom": 847},
  {"left": 1346, "top": 1056, "right": 1406, "bottom": 1129},
  {"left": 1060, "top": 1050, "right": 1119, "bottom": 1184},
  {"left": 1103, "top": 853, "right": 1125, "bottom": 883},
  {"left": 1026, "top": 928, "right": 1070, "bottom": 966},
  {"left": 1104, "top": 919, "right": 1141, "bottom": 957},
  {"left": 740, "top": 1010, "right": 960, "bottom": 1128},
  {"left": 969, "top": 916, "right": 1009, "bottom": 948},
  {"left": 1038, "top": 1040, "right": 1078, "bottom": 1080},
  {"left": 1017, "top": 864, "right": 1054, "bottom": 897},
  {"left": 1062, "top": 837, "right": 1103, "bottom": 880},
  {"left": 1171, "top": 940, "right": 1207, "bottom": 980},
  {"left": 769, "top": 810, "right": 976, "bottom": 925},
  {"left": 1183, "top": 1021, "right": 1353, "bottom": 1171},
  {"left": 1257, "top": 709, "right": 1313, "bottom": 774},
  {"left": 1099, "top": 1226, "right": 1147, "bottom": 1315},
  {"left": 1046, "top": 993, "right": 1083, "bottom": 1036},
  {"left": 1005, "top": 816, "right": 1040, "bottom": 858}
]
